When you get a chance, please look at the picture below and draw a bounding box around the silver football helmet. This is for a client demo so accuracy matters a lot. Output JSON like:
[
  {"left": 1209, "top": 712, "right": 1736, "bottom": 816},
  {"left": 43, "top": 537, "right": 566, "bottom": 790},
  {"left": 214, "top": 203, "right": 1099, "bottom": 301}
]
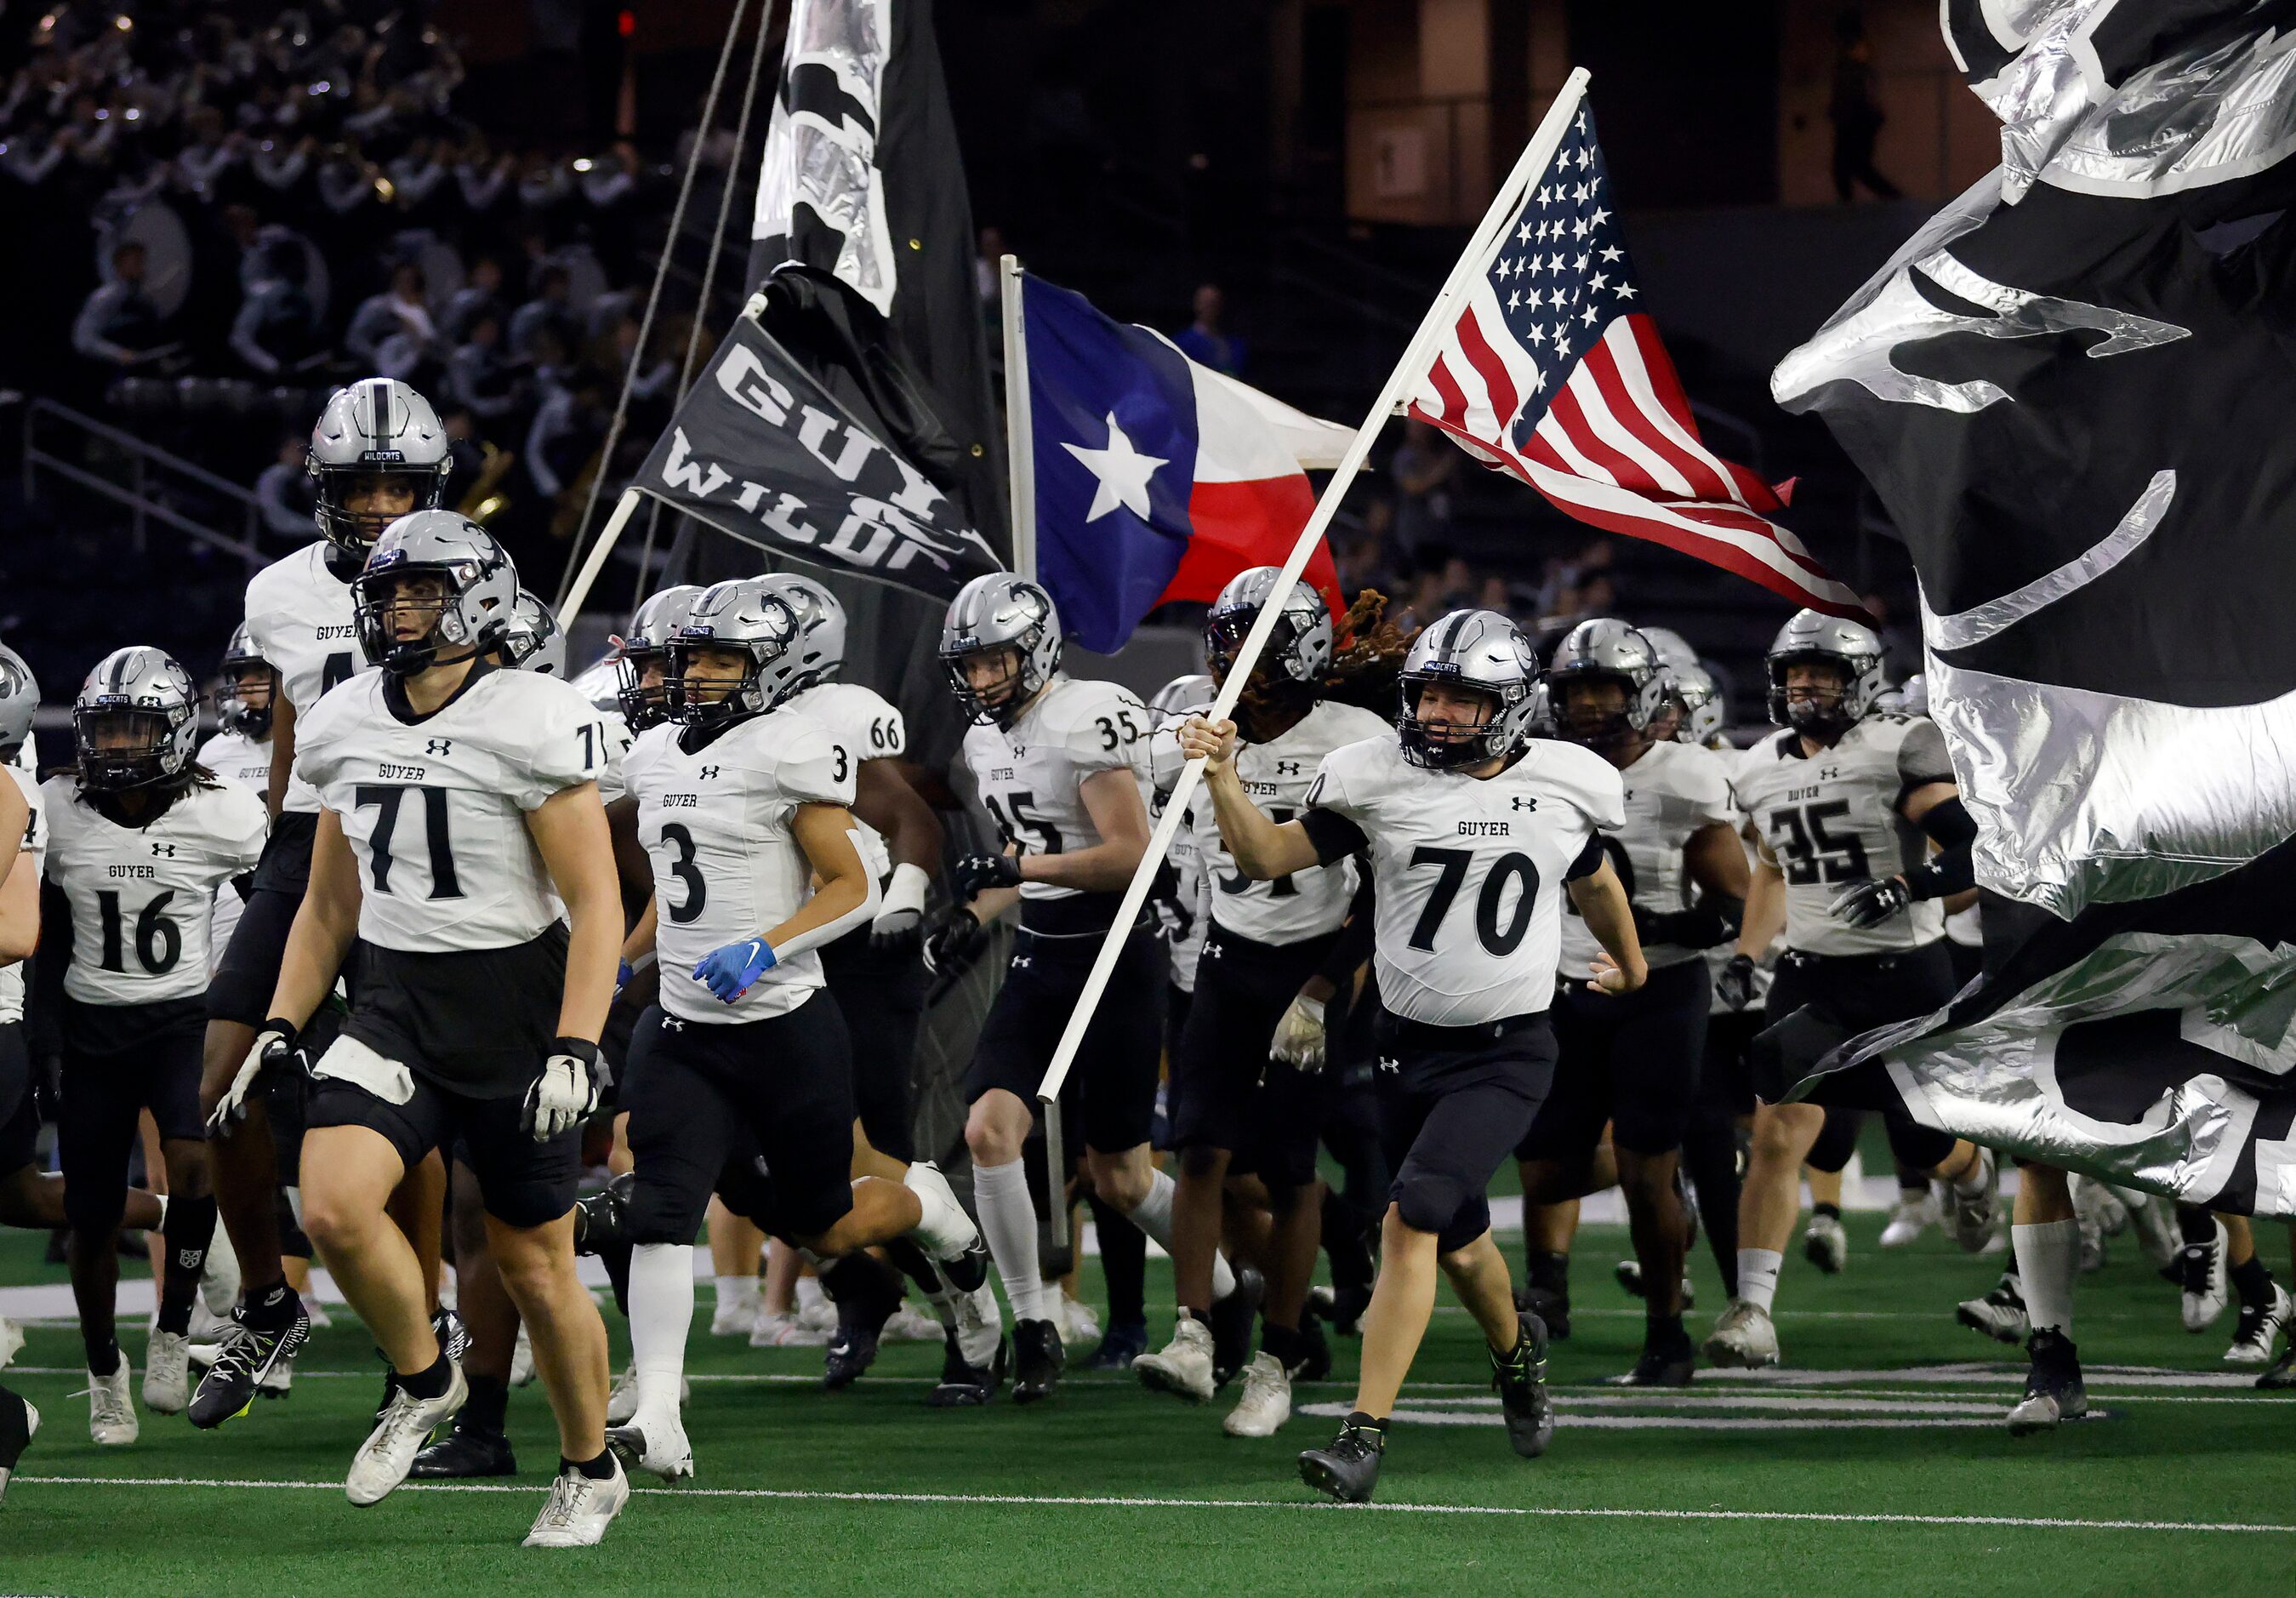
[
  {"left": 306, "top": 378, "right": 453, "bottom": 563},
  {"left": 216, "top": 621, "right": 274, "bottom": 739},
  {"left": 0, "top": 644, "right": 37, "bottom": 762},
  {"left": 352, "top": 510, "right": 521, "bottom": 677},
  {"left": 669, "top": 578, "right": 811, "bottom": 729},
  {"left": 1397, "top": 608, "right": 1542, "bottom": 770},
  {"left": 1546, "top": 618, "right": 1666, "bottom": 747},
  {"left": 940, "top": 572, "right": 1063, "bottom": 728},
  {"left": 502, "top": 589, "right": 567, "bottom": 677},
  {"left": 1204, "top": 567, "right": 1331, "bottom": 690},
  {"left": 1764, "top": 608, "right": 1885, "bottom": 738},
  {"left": 1668, "top": 662, "right": 1726, "bottom": 745},
  {"left": 759, "top": 571, "right": 847, "bottom": 687},
  {"left": 1638, "top": 625, "right": 1700, "bottom": 672},
  {"left": 1898, "top": 671, "right": 1929, "bottom": 718},
  {"left": 1148, "top": 671, "right": 1214, "bottom": 722},
  {"left": 616, "top": 584, "right": 706, "bottom": 732},
  {"left": 75, "top": 646, "right": 201, "bottom": 790}
]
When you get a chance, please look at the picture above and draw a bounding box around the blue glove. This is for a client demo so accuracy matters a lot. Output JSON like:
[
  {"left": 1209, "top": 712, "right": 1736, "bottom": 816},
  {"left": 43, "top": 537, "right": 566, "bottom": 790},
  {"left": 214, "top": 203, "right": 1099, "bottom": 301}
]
[
  {"left": 693, "top": 937, "right": 778, "bottom": 1002},
  {"left": 615, "top": 959, "right": 635, "bottom": 996}
]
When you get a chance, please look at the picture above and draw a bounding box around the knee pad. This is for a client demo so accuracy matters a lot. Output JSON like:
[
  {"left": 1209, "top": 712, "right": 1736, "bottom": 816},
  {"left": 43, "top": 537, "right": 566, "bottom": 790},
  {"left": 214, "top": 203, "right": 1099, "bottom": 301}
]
[
  {"left": 1393, "top": 1167, "right": 1469, "bottom": 1241},
  {"left": 620, "top": 1173, "right": 709, "bottom": 1249},
  {"left": 66, "top": 1184, "right": 128, "bottom": 1238}
]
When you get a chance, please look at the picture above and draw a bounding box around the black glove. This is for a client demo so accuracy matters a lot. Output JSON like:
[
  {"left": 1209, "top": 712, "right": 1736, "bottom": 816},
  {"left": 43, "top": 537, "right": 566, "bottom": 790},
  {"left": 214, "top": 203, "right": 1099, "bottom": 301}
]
[
  {"left": 30, "top": 1053, "right": 62, "bottom": 1123},
  {"left": 924, "top": 906, "right": 988, "bottom": 974},
  {"left": 1717, "top": 953, "right": 1758, "bottom": 1012},
  {"left": 951, "top": 852, "right": 1024, "bottom": 899},
  {"left": 1634, "top": 899, "right": 1734, "bottom": 950},
  {"left": 1829, "top": 876, "right": 1912, "bottom": 930},
  {"left": 1147, "top": 862, "right": 1194, "bottom": 945}
]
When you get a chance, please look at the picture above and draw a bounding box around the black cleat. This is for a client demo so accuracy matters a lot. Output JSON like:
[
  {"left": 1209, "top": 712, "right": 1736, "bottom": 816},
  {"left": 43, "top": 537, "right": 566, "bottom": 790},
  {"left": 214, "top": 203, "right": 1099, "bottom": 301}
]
[
  {"left": 1612, "top": 1259, "right": 1695, "bottom": 1310},
  {"left": 939, "top": 1234, "right": 991, "bottom": 1296},
  {"left": 1608, "top": 1343, "right": 1695, "bottom": 1387},
  {"left": 1011, "top": 1318, "right": 1065, "bottom": 1404},
  {"left": 1491, "top": 1310, "right": 1556, "bottom": 1458},
  {"left": 187, "top": 1298, "right": 311, "bottom": 1430},
  {"left": 1298, "top": 1420, "right": 1385, "bottom": 1503},
  {"left": 927, "top": 1329, "right": 1008, "bottom": 1407},
  {"left": 1329, "top": 1283, "right": 1370, "bottom": 1338},
  {"left": 1290, "top": 1313, "right": 1334, "bottom": 1383},
  {"left": 823, "top": 1282, "right": 900, "bottom": 1392},
  {"left": 1515, "top": 1284, "right": 1570, "bottom": 1340},
  {"left": 1209, "top": 1266, "right": 1264, "bottom": 1389},
  {"left": 2008, "top": 1328, "right": 2088, "bottom": 1435},
  {"left": 2258, "top": 1345, "right": 2296, "bottom": 1390},
  {"left": 0, "top": 1386, "right": 36, "bottom": 1507},
  {"left": 410, "top": 1422, "right": 517, "bottom": 1479},
  {"left": 1084, "top": 1320, "right": 1148, "bottom": 1371}
]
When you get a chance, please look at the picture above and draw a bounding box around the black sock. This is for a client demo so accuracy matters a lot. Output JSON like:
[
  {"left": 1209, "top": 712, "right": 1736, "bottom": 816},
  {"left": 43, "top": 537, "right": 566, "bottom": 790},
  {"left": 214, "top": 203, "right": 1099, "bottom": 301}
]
[
  {"left": 1526, "top": 1249, "right": 1570, "bottom": 1298},
  {"left": 157, "top": 1192, "right": 218, "bottom": 1337},
  {"left": 398, "top": 1354, "right": 452, "bottom": 1401},
  {"left": 1345, "top": 1408, "right": 1387, "bottom": 1435},
  {"left": 2230, "top": 1253, "right": 2274, "bottom": 1310},
  {"left": 1261, "top": 1321, "right": 1307, "bottom": 1369},
  {"left": 1646, "top": 1310, "right": 1689, "bottom": 1350},
  {"left": 1321, "top": 1189, "right": 1374, "bottom": 1294},
  {"left": 1814, "top": 1201, "right": 1843, "bottom": 1221},
  {"left": 597, "top": 1239, "right": 631, "bottom": 1315},
  {"left": 85, "top": 1335, "right": 122, "bottom": 1378},
  {"left": 462, "top": 1372, "right": 509, "bottom": 1434},
  {"left": 243, "top": 1278, "right": 297, "bottom": 1327},
  {"left": 1089, "top": 1193, "right": 1147, "bottom": 1328},
  {"left": 2177, "top": 1204, "right": 2218, "bottom": 1247},
  {"left": 563, "top": 1449, "right": 616, "bottom": 1480}
]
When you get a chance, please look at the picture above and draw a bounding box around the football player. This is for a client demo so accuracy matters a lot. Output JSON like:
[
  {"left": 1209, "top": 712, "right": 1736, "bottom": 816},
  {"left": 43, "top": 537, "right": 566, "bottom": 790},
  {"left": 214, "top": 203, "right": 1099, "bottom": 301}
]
[
  {"left": 595, "top": 576, "right": 988, "bottom": 1479},
  {"left": 1704, "top": 610, "right": 1997, "bottom": 1371},
  {"left": 1181, "top": 608, "right": 1646, "bottom": 1504},
  {"left": 202, "top": 625, "right": 276, "bottom": 968},
  {"left": 1514, "top": 620, "right": 1746, "bottom": 1386},
  {"left": 931, "top": 573, "right": 1168, "bottom": 1406},
  {"left": 0, "top": 721, "right": 33, "bottom": 1504},
  {"left": 41, "top": 650, "right": 267, "bottom": 1440},
  {"left": 194, "top": 379, "right": 454, "bottom": 1428},
  {"left": 219, "top": 511, "right": 630, "bottom": 1544},
  {"left": 1134, "top": 568, "right": 1388, "bottom": 1435}
]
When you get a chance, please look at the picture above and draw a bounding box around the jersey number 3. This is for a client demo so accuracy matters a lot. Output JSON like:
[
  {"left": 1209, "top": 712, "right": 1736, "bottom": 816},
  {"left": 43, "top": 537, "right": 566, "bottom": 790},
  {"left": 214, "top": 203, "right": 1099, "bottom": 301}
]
[
  {"left": 1404, "top": 847, "right": 1540, "bottom": 956},
  {"left": 354, "top": 784, "right": 464, "bottom": 899}
]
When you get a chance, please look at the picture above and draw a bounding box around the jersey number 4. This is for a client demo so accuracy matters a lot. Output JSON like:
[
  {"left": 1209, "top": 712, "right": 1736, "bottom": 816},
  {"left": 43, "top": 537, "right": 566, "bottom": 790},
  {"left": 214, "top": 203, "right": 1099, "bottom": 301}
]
[
  {"left": 1404, "top": 847, "right": 1540, "bottom": 956},
  {"left": 1766, "top": 801, "right": 1869, "bottom": 887},
  {"left": 354, "top": 784, "right": 464, "bottom": 899}
]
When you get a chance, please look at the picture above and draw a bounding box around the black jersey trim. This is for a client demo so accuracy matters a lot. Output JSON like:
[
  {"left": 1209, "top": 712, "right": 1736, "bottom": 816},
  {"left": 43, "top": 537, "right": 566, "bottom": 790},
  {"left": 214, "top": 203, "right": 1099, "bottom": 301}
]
[
  {"left": 1564, "top": 834, "right": 1606, "bottom": 881},
  {"left": 1299, "top": 808, "right": 1369, "bottom": 865},
  {"left": 383, "top": 658, "right": 498, "bottom": 727}
]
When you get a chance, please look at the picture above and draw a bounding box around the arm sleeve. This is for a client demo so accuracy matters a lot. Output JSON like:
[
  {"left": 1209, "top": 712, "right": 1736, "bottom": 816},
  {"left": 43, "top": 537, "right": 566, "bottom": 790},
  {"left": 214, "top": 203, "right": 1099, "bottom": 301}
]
[
  {"left": 1905, "top": 794, "right": 1978, "bottom": 899},
  {"left": 1298, "top": 808, "right": 1370, "bottom": 865}
]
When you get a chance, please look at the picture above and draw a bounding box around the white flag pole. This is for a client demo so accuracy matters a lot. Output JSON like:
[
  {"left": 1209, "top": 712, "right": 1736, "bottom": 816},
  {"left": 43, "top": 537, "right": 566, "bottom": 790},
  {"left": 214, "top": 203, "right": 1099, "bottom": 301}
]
[
  {"left": 1000, "top": 254, "right": 1036, "bottom": 580},
  {"left": 560, "top": 488, "right": 644, "bottom": 627},
  {"left": 1034, "top": 67, "right": 1592, "bottom": 1104}
]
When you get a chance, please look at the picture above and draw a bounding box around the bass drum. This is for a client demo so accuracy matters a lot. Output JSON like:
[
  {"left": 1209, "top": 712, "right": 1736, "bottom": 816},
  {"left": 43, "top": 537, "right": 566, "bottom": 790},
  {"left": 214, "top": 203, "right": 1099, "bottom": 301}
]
[{"left": 102, "top": 199, "right": 195, "bottom": 319}]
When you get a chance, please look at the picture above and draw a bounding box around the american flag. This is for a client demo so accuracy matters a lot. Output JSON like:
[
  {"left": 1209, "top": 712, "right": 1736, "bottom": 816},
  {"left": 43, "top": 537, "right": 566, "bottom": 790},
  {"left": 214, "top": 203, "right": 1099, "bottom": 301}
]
[{"left": 1407, "top": 106, "right": 1861, "bottom": 615}]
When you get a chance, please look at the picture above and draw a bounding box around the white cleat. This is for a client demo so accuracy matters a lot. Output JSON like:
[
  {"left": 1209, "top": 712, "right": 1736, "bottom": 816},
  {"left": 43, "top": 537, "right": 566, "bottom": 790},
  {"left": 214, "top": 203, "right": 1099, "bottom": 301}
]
[
  {"left": 1803, "top": 1213, "right": 1848, "bottom": 1275},
  {"left": 884, "top": 1305, "right": 945, "bottom": 1343},
  {"left": 143, "top": 1330, "right": 191, "bottom": 1415},
  {"left": 1941, "top": 1146, "right": 2000, "bottom": 1253},
  {"left": 87, "top": 1361, "right": 140, "bottom": 1446},
  {"left": 709, "top": 1288, "right": 760, "bottom": 1339},
  {"left": 200, "top": 1221, "right": 242, "bottom": 1316},
  {"left": 1222, "top": 1351, "right": 1292, "bottom": 1437},
  {"left": 523, "top": 1454, "right": 630, "bottom": 1548},
  {"left": 346, "top": 1364, "right": 466, "bottom": 1506},
  {"left": 752, "top": 1310, "right": 831, "bottom": 1349},
  {"left": 0, "top": 1315, "right": 22, "bottom": 1370},
  {"left": 606, "top": 1407, "right": 694, "bottom": 1482},
  {"left": 1956, "top": 1273, "right": 2029, "bottom": 1344},
  {"left": 2182, "top": 1221, "right": 2230, "bottom": 1333},
  {"left": 1057, "top": 1293, "right": 1101, "bottom": 1347},
  {"left": 1135, "top": 1315, "right": 1217, "bottom": 1402},
  {"left": 0, "top": 1390, "right": 36, "bottom": 1506},
  {"left": 1879, "top": 1190, "right": 1939, "bottom": 1247},
  {"left": 903, "top": 1161, "right": 983, "bottom": 1264},
  {"left": 1701, "top": 1299, "right": 1780, "bottom": 1369},
  {"left": 604, "top": 1367, "right": 687, "bottom": 1424},
  {"left": 2226, "top": 1282, "right": 2293, "bottom": 1367}
]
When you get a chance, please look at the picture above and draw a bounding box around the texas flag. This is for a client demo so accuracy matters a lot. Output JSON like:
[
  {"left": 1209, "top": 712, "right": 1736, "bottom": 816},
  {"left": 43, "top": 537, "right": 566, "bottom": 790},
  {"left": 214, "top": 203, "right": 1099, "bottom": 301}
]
[{"left": 1017, "top": 273, "right": 1353, "bottom": 653}]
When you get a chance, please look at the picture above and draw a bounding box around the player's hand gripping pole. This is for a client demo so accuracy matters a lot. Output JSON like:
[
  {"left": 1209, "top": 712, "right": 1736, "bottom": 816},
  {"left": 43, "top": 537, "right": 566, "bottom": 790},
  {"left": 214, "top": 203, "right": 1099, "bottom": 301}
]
[{"left": 1034, "top": 67, "right": 1593, "bottom": 1105}]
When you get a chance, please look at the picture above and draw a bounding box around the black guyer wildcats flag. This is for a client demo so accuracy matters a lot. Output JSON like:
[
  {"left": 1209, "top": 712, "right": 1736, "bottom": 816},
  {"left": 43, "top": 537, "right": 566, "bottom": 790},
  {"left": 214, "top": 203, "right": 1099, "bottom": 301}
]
[{"left": 1767, "top": 0, "right": 2296, "bottom": 1218}]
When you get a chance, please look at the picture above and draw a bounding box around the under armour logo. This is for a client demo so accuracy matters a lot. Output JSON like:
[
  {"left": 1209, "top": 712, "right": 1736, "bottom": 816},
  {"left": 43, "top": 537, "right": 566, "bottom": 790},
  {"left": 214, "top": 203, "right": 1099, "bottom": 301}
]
[
  {"left": 1511, "top": 796, "right": 1539, "bottom": 811},
  {"left": 699, "top": 766, "right": 721, "bottom": 781},
  {"left": 1011, "top": 954, "right": 1033, "bottom": 971},
  {"left": 1820, "top": 767, "right": 1840, "bottom": 780},
  {"left": 1274, "top": 760, "right": 1303, "bottom": 776},
  {"left": 662, "top": 1017, "right": 687, "bottom": 1032},
  {"left": 150, "top": 842, "right": 177, "bottom": 857},
  {"left": 426, "top": 739, "right": 453, "bottom": 756},
  {"left": 1202, "top": 941, "right": 1225, "bottom": 960}
]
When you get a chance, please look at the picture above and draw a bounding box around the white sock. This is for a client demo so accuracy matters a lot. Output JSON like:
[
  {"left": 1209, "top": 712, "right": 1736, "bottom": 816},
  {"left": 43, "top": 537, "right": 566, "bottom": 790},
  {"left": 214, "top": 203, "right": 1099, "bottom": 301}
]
[
  {"left": 2013, "top": 1219, "right": 2080, "bottom": 1335},
  {"left": 1122, "top": 1167, "right": 1237, "bottom": 1302},
  {"left": 715, "top": 1274, "right": 755, "bottom": 1309},
  {"left": 629, "top": 1243, "right": 694, "bottom": 1413},
  {"left": 1737, "top": 1248, "right": 1784, "bottom": 1312},
  {"left": 901, "top": 1164, "right": 978, "bottom": 1261},
  {"left": 972, "top": 1159, "right": 1048, "bottom": 1323},
  {"left": 1951, "top": 1147, "right": 1992, "bottom": 1196}
]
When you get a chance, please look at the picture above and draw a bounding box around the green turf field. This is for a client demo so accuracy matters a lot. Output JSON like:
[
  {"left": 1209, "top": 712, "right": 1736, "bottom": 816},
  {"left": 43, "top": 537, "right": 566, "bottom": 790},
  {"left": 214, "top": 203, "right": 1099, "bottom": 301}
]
[{"left": 2, "top": 1212, "right": 2289, "bottom": 1597}]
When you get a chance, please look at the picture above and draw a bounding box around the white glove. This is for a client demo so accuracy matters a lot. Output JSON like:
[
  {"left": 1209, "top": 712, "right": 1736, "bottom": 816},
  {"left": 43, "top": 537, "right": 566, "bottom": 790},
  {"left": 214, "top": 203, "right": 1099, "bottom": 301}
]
[
  {"left": 524, "top": 1037, "right": 601, "bottom": 1141},
  {"left": 208, "top": 1023, "right": 294, "bottom": 1133},
  {"left": 871, "top": 862, "right": 932, "bottom": 950},
  {"left": 1269, "top": 995, "right": 1328, "bottom": 1071}
]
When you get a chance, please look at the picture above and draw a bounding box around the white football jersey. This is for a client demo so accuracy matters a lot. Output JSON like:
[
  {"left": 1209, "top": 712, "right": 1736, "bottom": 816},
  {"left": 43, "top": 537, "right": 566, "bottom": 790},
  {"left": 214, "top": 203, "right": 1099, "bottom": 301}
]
[
  {"left": 590, "top": 705, "right": 635, "bottom": 804},
  {"left": 1153, "top": 699, "right": 1390, "bottom": 946},
  {"left": 961, "top": 675, "right": 1151, "bottom": 903},
  {"left": 1307, "top": 735, "right": 1625, "bottom": 1026},
  {"left": 295, "top": 666, "right": 611, "bottom": 954},
  {"left": 1732, "top": 713, "right": 1952, "bottom": 956},
  {"left": 243, "top": 542, "right": 372, "bottom": 816},
  {"left": 0, "top": 761, "right": 46, "bottom": 1024},
  {"left": 622, "top": 707, "right": 857, "bottom": 1025},
  {"left": 785, "top": 679, "right": 904, "bottom": 884},
  {"left": 197, "top": 729, "right": 274, "bottom": 973},
  {"left": 1556, "top": 738, "right": 1735, "bottom": 978},
  {"left": 42, "top": 776, "right": 267, "bottom": 1005}
]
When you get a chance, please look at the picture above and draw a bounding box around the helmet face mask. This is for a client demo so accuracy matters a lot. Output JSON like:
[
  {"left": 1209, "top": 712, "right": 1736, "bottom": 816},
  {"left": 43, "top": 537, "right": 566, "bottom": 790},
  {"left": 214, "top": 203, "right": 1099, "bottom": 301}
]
[
  {"left": 75, "top": 647, "right": 199, "bottom": 791},
  {"left": 1553, "top": 674, "right": 1645, "bottom": 750},
  {"left": 1545, "top": 618, "right": 1662, "bottom": 756},
  {"left": 1774, "top": 656, "right": 1855, "bottom": 738},
  {"left": 1202, "top": 568, "right": 1331, "bottom": 705},
  {"left": 307, "top": 380, "right": 452, "bottom": 564},
  {"left": 947, "top": 643, "right": 1028, "bottom": 725},
  {"left": 1763, "top": 608, "right": 1885, "bottom": 739},
  {"left": 351, "top": 511, "right": 519, "bottom": 678},
  {"left": 939, "top": 574, "right": 1062, "bottom": 728}
]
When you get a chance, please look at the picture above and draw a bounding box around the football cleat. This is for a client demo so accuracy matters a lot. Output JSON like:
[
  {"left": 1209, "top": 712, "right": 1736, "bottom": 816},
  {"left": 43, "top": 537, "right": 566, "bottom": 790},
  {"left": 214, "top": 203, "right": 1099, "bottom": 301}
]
[
  {"left": 1208, "top": 1267, "right": 1264, "bottom": 1388},
  {"left": 302, "top": 1293, "right": 335, "bottom": 1331},
  {"left": 2225, "top": 1282, "right": 2293, "bottom": 1367},
  {"left": 1136, "top": 1315, "right": 1217, "bottom": 1403},
  {"left": 2256, "top": 1344, "right": 2296, "bottom": 1390},
  {"left": 1011, "top": 1318, "right": 1065, "bottom": 1404},
  {"left": 410, "top": 1420, "right": 517, "bottom": 1479},
  {"left": 606, "top": 1367, "right": 687, "bottom": 1423},
  {"left": 1956, "top": 1273, "right": 2030, "bottom": 1345},
  {"left": 1298, "top": 1420, "right": 1384, "bottom": 1504},
  {"left": 523, "top": 1455, "right": 630, "bottom": 1549},
  {"left": 1701, "top": 1299, "right": 1779, "bottom": 1369},
  {"left": 710, "top": 1287, "right": 761, "bottom": 1338},
  {"left": 1612, "top": 1260, "right": 1696, "bottom": 1310},
  {"left": 903, "top": 1162, "right": 988, "bottom": 1287},
  {"left": 200, "top": 1222, "right": 242, "bottom": 1317},
  {"left": 86, "top": 1361, "right": 139, "bottom": 1446},
  {"left": 1056, "top": 1293, "right": 1102, "bottom": 1348},
  {"left": 750, "top": 1310, "right": 831, "bottom": 1349},
  {"left": 188, "top": 1297, "right": 311, "bottom": 1428},
  {"left": 950, "top": 1280, "right": 1006, "bottom": 1370},
  {"left": 1290, "top": 1313, "right": 1334, "bottom": 1382},
  {"left": 1879, "top": 1189, "right": 1940, "bottom": 1247},
  {"left": 2007, "top": 1328, "right": 2087, "bottom": 1435},
  {"left": 1803, "top": 1213, "right": 1849, "bottom": 1275},
  {"left": 884, "top": 1304, "right": 947, "bottom": 1344},
  {"left": 926, "top": 1326, "right": 1008, "bottom": 1407},
  {"left": 2181, "top": 1221, "right": 2230, "bottom": 1331},
  {"left": 1222, "top": 1351, "right": 1292, "bottom": 1437},
  {"left": 607, "top": 1408, "right": 694, "bottom": 1483},
  {"left": 347, "top": 1364, "right": 466, "bottom": 1505},
  {"left": 1515, "top": 1283, "right": 1571, "bottom": 1340},
  {"left": 0, "top": 1389, "right": 35, "bottom": 1506},
  {"left": 0, "top": 1315, "right": 21, "bottom": 1369},
  {"left": 1084, "top": 1321, "right": 1148, "bottom": 1371},
  {"left": 823, "top": 1269, "right": 902, "bottom": 1392},
  {"left": 1490, "top": 1311, "right": 1555, "bottom": 1458},
  {"left": 1940, "top": 1146, "right": 2000, "bottom": 1253},
  {"left": 143, "top": 1330, "right": 191, "bottom": 1415},
  {"left": 1609, "top": 1342, "right": 1696, "bottom": 1387},
  {"left": 433, "top": 1306, "right": 473, "bottom": 1365}
]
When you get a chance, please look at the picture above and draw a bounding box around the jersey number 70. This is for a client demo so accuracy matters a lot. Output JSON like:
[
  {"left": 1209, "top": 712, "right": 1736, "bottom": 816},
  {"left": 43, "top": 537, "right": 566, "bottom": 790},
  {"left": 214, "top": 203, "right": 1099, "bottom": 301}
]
[{"left": 1404, "top": 846, "right": 1540, "bottom": 956}]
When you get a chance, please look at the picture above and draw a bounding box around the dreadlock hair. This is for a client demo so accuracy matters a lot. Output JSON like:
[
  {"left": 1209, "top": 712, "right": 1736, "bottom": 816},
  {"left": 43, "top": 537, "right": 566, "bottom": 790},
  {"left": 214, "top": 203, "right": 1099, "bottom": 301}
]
[{"left": 1319, "top": 588, "right": 1421, "bottom": 717}]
